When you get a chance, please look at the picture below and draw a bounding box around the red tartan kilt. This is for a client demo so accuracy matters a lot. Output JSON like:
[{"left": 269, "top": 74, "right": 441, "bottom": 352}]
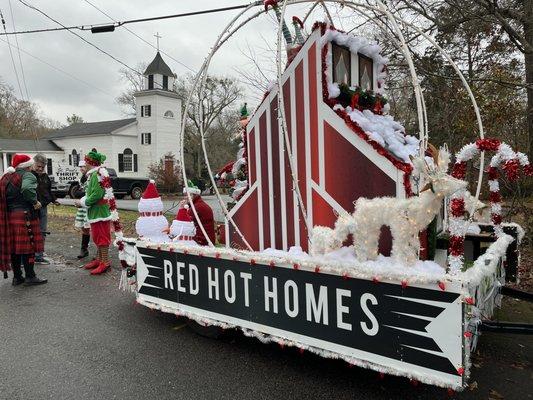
[{"left": 8, "top": 210, "right": 44, "bottom": 254}]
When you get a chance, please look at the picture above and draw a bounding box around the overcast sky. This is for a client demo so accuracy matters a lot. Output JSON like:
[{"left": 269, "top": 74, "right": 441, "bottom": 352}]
[{"left": 0, "top": 0, "right": 333, "bottom": 124}]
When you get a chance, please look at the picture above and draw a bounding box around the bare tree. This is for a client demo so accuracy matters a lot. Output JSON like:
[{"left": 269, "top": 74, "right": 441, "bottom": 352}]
[{"left": 116, "top": 62, "right": 147, "bottom": 116}]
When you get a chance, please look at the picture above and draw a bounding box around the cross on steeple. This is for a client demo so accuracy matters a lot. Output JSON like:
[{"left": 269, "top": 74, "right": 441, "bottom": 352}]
[{"left": 154, "top": 32, "right": 162, "bottom": 51}]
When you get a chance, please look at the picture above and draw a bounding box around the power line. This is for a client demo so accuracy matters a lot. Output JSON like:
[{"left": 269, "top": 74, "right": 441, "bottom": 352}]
[
  {"left": 8, "top": 0, "right": 29, "bottom": 99},
  {"left": 17, "top": 0, "right": 145, "bottom": 78},
  {"left": 81, "top": 0, "right": 195, "bottom": 73},
  {"left": 0, "top": 2, "right": 262, "bottom": 36},
  {"left": 0, "top": 36, "right": 113, "bottom": 97},
  {"left": 0, "top": 8, "right": 24, "bottom": 98}
]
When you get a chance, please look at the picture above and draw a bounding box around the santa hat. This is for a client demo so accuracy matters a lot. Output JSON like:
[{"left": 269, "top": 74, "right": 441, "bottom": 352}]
[
  {"left": 12, "top": 154, "right": 34, "bottom": 170},
  {"left": 183, "top": 180, "right": 201, "bottom": 195},
  {"left": 176, "top": 205, "right": 192, "bottom": 222},
  {"left": 138, "top": 180, "right": 164, "bottom": 213}
]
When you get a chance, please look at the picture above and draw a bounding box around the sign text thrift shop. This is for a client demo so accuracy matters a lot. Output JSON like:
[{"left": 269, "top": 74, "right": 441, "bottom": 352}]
[{"left": 136, "top": 246, "right": 464, "bottom": 387}]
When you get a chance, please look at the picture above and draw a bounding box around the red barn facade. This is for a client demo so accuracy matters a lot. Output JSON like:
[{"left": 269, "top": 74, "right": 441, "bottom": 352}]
[{"left": 225, "top": 27, "right": 412, "bottom": 253}]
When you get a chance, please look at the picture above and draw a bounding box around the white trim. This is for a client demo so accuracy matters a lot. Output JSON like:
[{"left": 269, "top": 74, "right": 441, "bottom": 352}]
[
  {"left": 303, "top": 52, "right": 313, "bottom": 233},
  {"left": 87, "top": 215, "right": 113, "bottom": 223},
  {"left": 266, "top": 102, "right": 276, "bottom": 248},
  {"left": 256, "top": 120, "right": 264, "bottom": 251},
  {"left": 311, "top": 180, "right": 346, "bottom": 215},
  {"left": 321, "top": 105, "right": 398, "bottom": 180},
  {"left": 279, "top": 106, "right": 288, "bottom": 251},
  {"left": 16, "top": 159, "right": 34, "bottom": 169},
  {"left": 290, "top": 74, "right": 300, "bottom": 247},
  {"left": 318, "top": 42, "right": 325, "bottom": 187}
]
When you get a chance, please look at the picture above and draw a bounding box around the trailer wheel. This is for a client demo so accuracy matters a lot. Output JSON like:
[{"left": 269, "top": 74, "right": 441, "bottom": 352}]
[{"left": 187, "top": 320, "right": 224, "bottom": 339}]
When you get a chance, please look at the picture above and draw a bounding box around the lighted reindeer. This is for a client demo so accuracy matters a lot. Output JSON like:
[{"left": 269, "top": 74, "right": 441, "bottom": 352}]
[{"left": 312, "top": 145, "right": 469, "bottom": 265}]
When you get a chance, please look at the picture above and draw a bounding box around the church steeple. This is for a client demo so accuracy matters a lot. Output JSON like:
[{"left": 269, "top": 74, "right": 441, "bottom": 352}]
[{"left": 143, "top": 51, "right": 175, "bottom": 91}]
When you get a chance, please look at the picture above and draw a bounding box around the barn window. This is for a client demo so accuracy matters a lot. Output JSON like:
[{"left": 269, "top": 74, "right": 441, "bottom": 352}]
[
  {"left": 118, "top": 148, "right": 138, "bottom": 173},
  {"left": 148, "top": 74, "right": 154, "bottom": 90},
  {"left": 332, "top": 44, "right": 351, "bottom": 85},
  {"left": 164, "top": 110, "right": 174, "bottom": 118},
  {"left": 358, "top": 53, "right": 374, "bottom": 91}
]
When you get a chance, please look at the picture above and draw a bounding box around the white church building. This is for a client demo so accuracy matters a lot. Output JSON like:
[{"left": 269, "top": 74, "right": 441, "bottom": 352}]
[{"left": 0, "top": 51, "right": 181, "bottom": 179}]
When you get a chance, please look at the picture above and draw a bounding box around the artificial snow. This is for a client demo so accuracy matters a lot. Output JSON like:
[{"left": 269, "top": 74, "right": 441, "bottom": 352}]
[{"left": 347, "top": 108, "right": 419, "bottom": 163}]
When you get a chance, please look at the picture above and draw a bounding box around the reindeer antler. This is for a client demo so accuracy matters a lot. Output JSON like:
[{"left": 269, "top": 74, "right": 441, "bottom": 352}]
[{"left": 427, "top": 143, "right": 439, "bottom": 166}]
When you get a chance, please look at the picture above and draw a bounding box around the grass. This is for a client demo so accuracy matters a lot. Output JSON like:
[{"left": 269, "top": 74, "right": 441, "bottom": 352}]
[{"left": 47, "top": 205, "right": 173, "bottom": 237}]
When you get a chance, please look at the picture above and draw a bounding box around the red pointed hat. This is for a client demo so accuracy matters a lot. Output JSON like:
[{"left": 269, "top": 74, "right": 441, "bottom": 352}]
[
  {"left": 11, "top": 154, "right": 34, "bottom": 169},
  {"left": 176, "top": 205, "right": 192, "bottom": 222},
  {"left": 142, "top": 180, "right": 160, "bottom": 199}
]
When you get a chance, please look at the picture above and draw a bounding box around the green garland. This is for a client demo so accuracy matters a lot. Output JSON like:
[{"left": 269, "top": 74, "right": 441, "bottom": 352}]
[{"left": 337, "top": 83, "right": 388, "bottom": 113}]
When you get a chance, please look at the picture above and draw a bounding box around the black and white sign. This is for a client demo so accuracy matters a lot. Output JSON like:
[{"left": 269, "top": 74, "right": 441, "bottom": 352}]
[{"left": 136, "top": 245, "right": 464, "bottom": 388}]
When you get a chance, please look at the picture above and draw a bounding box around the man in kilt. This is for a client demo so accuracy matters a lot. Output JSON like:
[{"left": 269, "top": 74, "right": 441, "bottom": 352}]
[
  {"left": 0, "top": 154, "right": 48, "bottom": 286},
  {"left": 75, "top": 151, "right": 113, "bottom": 275}
]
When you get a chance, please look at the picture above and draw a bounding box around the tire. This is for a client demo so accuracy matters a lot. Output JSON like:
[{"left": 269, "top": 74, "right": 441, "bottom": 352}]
[
  {"left": 187, "top": 320, "right": 224, "bottom": 339},
  {"left": 68, "top": 184, "right": 79, "bottom": 199},
  {"left": 130, "top": 186, "right": 143, "bottom": 200}
]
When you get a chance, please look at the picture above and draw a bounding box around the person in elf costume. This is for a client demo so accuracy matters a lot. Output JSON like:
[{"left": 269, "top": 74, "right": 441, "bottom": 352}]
[
  {"left": 180, "top": 180, "right": 215, "bottom": 246},
  {"left": 73, "top": 160, "right": 91, "bottom": 259},
  {"left": 75, "top": 151, "right": 113, "bottom": 275},
  {"left": 0, "top": 154, "right": 48, "bottom": 285}
]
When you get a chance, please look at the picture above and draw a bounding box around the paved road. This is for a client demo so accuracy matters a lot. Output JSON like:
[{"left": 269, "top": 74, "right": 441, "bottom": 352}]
[
  {"left": 59, "top": 195, "right": 231, "bottom": 222},
  {"left": 0, "top": 231, "right": 531, "bottom": 400}
]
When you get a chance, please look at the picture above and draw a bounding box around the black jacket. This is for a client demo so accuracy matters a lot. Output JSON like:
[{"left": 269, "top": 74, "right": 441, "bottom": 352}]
[{"left": 32, "top": 171, "right": 56, "bottom": 207}]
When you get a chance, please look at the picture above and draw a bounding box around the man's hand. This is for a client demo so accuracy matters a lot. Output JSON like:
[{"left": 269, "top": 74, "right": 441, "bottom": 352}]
[
  {"left": 33, "top": 201, "right": 42, "bottom": 210},
  {"left": 74, "top": 200, "right": 81, "bottom": 208},
  {"left": 178, "top": 199, "right": 187, "bottom": 208},
  {"left": 161, "top": 227, "right": 170, "bottom": 234}
]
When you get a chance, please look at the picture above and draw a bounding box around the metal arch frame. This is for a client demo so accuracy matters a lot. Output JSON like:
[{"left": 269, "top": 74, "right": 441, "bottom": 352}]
[{"left": 178, "top": 0, "right": 486, "bottom": 251}]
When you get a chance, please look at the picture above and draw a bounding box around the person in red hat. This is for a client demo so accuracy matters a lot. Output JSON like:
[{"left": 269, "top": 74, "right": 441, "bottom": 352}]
[
  {"left": 0, "top": 154, "right": 48, "bottom": 286},
  {"left": 181, "top": 180, "right": 215, "bottom": 246}
]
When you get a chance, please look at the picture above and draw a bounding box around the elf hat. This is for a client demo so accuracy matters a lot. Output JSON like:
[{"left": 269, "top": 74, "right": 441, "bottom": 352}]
[
  {"left": 176, "top": 205, "right": 192, "bottom": 222},
  {"left": 183, "top": 180, "right": 201, "bottom": 195},
  {"left": 85, "top": 150, "right": 106, "bottom": 167},
  {"left": 11, "top": 154, "right": 34, "bottom": 169}
]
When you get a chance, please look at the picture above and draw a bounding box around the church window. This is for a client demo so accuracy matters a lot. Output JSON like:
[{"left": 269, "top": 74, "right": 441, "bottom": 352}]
[
  {"left": 164, "top": 110, "right": 174, "bottom": 118},
  {"left": 148, "top": 74, "right": 154, "bottom": 90},
  {"left": 46, "top": 158, "right": 53, "bottom": 175},
  {"left": 358, "top": 54, "right": 374, "bottom": 91},
  {"left": 141, "top": 105, "right": 151, "bottom": 117},
  {"left": 163, "top": 75, "right": 168, "bottom": 90},
  {"left": 141, "top": 133, "right": 152, "bottom": 145},
  {"left": 332, "top": 44, "right": 351, "bottom": 85},
  {"left": 118, "top": 148, "right": 137, "bottom": 173}
]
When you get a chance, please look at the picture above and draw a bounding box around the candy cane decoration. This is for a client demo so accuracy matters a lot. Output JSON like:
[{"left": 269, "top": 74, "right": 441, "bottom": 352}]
[{"left": 448, "top": 139, "right": 532, "bottom": 274}]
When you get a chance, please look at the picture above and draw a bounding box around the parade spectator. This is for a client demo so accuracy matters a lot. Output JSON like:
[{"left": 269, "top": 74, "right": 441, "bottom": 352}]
[
  {"left": 0, "top": 154, "right": 47, "bottom": 285},
  {"left": 74, "top": 151, "right": 112, "bottom": 275},
  {"left": 32, "top": 153, "right": 60, "bottom": 264},
  {"left": 181, "top": 180, "right": 215, "bottom": 245},
  {"left": 73, "top": 160, "right": 91, "bottom": 259}
]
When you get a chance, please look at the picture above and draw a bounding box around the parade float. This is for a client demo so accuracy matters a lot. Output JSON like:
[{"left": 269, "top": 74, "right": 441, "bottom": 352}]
[{"left": 116, "top": 0, "right": 532, "bottom": 392}]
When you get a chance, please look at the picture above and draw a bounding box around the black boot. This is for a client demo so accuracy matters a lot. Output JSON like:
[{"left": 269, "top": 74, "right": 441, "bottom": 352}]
[
  {"left": 22, "top": 255, "right": 47, "bottom": 286},
  {"left": 11, "top": 255, "right": 24, "bottom": 286},
  {"left": 77, "top": 234, "right": 90, "bottom": 259}
]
